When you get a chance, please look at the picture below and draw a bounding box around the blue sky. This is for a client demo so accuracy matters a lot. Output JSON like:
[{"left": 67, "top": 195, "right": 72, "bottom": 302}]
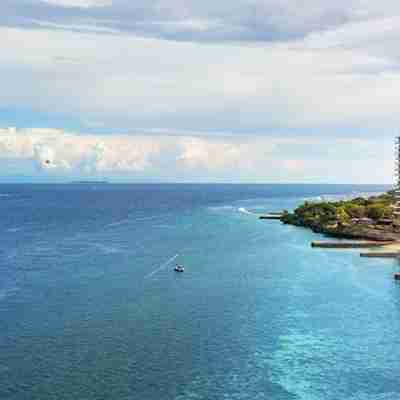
[{"left": 0, "top": 0, "right": 399, "bottom": 182}]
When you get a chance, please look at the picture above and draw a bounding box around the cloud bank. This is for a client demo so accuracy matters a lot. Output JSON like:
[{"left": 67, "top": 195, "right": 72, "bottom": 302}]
[
  {"left": 39, "top": 0, "right": 112, "bottom": 8},
  {"left": 1, "top": 22, "right": 400, "bottom": 136},
  {"left": 5, "top": 0, "right": 400, "bottom": 43},
  {"left": 2, "top": 1, "right": 400, "bottom": 137},
  {"left": 0, "top": 128, "right": 393, "bottom": 183}
]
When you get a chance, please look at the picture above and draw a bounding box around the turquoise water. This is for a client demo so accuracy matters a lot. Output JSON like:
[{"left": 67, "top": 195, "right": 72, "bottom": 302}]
[{"left": 0, "top": 184, "right": 399, "bottom": 399}]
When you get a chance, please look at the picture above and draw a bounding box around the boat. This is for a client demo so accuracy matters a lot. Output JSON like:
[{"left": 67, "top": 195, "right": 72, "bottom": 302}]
[{"left": 174, "top": 264, "right": 185, "bottom": 272}]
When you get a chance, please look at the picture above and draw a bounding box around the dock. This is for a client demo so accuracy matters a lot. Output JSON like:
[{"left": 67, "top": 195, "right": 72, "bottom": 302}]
[
  {"left": 259, "top": 214, "right": 283, "bottom": 220},
  {"left": 360, "top": 251, "right": 400, "bottom": 258},
  {"left": 311, "top": 241, "right": 394, "bottom": 249}
]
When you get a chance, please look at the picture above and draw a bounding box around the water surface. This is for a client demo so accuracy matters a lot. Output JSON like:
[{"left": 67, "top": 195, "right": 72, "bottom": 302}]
[{"left": 0, "top": 183, "right": 399, "bottom": 399}]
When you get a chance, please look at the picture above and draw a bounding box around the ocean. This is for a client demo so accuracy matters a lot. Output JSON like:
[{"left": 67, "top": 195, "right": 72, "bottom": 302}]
[{"left": 0, "top": 183, "right": 399, "bottom": 400}]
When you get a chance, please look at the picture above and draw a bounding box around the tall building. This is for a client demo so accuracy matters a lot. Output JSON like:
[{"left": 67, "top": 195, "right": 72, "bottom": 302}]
[
  {"left": 396, "top": 137, "right": 400, "bottom": 198},
  {"left": 394, "top": 137, "right": 400, "bottom": 216}
]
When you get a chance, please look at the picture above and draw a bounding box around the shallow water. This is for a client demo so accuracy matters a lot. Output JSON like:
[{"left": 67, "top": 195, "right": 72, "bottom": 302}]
[{"left": 0, "top": 183, "right": 399, "bottom": 399}]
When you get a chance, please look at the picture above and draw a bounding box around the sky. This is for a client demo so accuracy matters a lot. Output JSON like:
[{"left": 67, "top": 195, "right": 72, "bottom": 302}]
[{"left": 0, "top": 0, "right": 399, "bottom": 183}]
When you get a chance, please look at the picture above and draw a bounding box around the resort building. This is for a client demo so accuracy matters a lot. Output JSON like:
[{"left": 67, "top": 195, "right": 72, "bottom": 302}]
[{"left": 394, "top": 136, "right": 400, "bottom": 216}]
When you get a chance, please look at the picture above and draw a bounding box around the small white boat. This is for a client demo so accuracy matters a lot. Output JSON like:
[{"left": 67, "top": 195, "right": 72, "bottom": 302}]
[{"left": 174, "top": 264, "right": 185, "bottom": 272}]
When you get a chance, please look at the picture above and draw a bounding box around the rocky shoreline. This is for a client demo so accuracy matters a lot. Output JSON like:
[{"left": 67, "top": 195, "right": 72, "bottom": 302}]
[{"left": 279, "top": 191, "right": 400, "bottom": 242}]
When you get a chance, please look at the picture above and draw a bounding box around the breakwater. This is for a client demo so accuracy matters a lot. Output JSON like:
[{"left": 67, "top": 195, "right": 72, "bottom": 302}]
[
  {"left": 311, "top": 241, "right": 394, "bottom": 248},
  {"left": 360, "top": 251, "right": 400, "bottom": 258},
  {"left": 259, "top": 214, "right": 282, "bottom": 220}
]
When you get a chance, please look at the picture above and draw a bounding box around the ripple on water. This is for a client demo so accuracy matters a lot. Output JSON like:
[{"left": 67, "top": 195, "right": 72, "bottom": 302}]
[{"left": 266, "top": 328, "right": 400, "bottom": 400}]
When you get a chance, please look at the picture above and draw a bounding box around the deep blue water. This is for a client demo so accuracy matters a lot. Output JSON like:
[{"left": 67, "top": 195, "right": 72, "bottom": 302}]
[{"left": 1, "top": 183, "right": 400, "bottom": 400}]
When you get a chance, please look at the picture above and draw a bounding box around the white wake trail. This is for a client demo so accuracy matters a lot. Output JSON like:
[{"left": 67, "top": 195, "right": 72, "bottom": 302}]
[
  {"left": 238, "top": 207, "right": 256, "bottom": 215},
  {"left": 144, "top": 254, "right": 179, "bottom": 279}
]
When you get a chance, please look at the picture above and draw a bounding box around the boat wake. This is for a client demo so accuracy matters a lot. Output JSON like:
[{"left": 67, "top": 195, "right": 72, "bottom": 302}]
[
  {"left": 238, "top": 207, "right": 257, "bottom": 215},
  {"left": 144, "top": 254, "right": 179, "bottom": 279}
]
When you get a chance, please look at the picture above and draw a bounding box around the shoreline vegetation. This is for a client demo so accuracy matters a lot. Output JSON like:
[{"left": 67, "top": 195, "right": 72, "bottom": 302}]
[{"left": 279, "top": 191, "right": 400, "bottom": 243}]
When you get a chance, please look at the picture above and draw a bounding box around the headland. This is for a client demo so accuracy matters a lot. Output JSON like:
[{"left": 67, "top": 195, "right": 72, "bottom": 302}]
[{"left": 279, "top": 191, "right": 400, "bottom": 242}]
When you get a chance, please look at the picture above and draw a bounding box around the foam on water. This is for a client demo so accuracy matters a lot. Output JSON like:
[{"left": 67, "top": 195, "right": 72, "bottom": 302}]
[
  {"left": 207, "top": 205, "right": 236, "bottom": 211},
  {"left": 302, "top": 191, "right": 386, "bottom": 203},
  {"left": 6, "top": 227, "right": 23, "bottom": 233},
  {"left": 106, "top": 219, "right": 130, "bottom": 227},
  {"left": 0, "top": 286, "right": 19, "bottom": 301},
  {"left": 238, "top": 207, "right": 257, "bottom": 215},
  {"left": 91, "top": 242, "right": 123, "bottom": 254}
]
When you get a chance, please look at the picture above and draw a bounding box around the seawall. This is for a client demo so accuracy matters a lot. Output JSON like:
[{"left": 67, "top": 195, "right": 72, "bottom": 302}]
[{"left": 311, "top": 241, "right": 394, "bottom": 248}]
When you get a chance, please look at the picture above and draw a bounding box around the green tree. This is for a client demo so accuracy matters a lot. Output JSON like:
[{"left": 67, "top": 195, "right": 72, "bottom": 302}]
[
  {"left": 366, "top": 204, "right": 391, "bottom": 220},
  {"left": 336, "top": 207, "right": 351, "bottom": 224},
  {"left": 344, "top": 204, "right": 365, "bottom": 218}
]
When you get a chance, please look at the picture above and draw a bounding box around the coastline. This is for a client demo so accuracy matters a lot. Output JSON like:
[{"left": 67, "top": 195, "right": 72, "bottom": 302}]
[
  {"left": 281, "top": 192, "right": 399, "bottom": 236},
  {"left": 268, "top": 191, "right": 400, "bottom": 255}
]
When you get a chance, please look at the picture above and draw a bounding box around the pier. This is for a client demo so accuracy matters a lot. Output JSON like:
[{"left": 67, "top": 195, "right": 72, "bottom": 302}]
[
  {"left": 259, "top": 214, "right": 282, "bottom": 220},
  {"left": 311, "top": 241, "right": 393, "bottom": 249},
  {"left": 360, "top": 251, "right": 400, "bottom": 258}
]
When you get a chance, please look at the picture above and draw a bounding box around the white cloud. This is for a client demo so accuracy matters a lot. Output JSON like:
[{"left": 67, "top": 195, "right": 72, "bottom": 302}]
[
  {"left": 39, "top": 0, "right": 112, "bottom": 8},
  {"left": 11, "top": 0, "right": 400, "bottom": 44},
  {"left": 0, "top": 127, "right": 393, "bottom": 183},
  {"left": 0, "top": 2, "right": 398, "bottom": 184},
  {"left": 177, "top": 137, "right": 243, "bottom": 170},
  {"left": 0, "top": 128, "right": 267, "bottom": 177},
  {"left": 1, "top": 24, "right": 400, "bottom": 134},
  {"left": 301, "top": 15, "right": 400, "bottom": 56},
  {"left": 0, "top": 3, "right": 400, "bottom": 183}
]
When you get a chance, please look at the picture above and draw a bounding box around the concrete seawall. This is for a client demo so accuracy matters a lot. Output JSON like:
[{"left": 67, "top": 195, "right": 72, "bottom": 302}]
[
  {"left": 259, "top": 215, "right": 282, "bottom": 220},
  {"left": 311, "top": 241, "right": 394, "bottom": 248},
  {"left": 360, "top": 252, "right": 400, "bottom": 258}
]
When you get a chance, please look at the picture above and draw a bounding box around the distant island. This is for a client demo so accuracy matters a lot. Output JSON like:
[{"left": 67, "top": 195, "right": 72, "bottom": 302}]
[
  {"left": 71, "top": 180, "right": 110, "bottom": 184},
  {"left": 280, "top": 191, "right": 400, "bottom": 241}
]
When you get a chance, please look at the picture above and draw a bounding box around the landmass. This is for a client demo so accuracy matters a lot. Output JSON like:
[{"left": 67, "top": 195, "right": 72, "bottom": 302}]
[
  {"left": 279, "top": 191, "right": 400, "bottom": 242},
  {"left": 71, "top": 180, "right": 110, "bottom": 184}
]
